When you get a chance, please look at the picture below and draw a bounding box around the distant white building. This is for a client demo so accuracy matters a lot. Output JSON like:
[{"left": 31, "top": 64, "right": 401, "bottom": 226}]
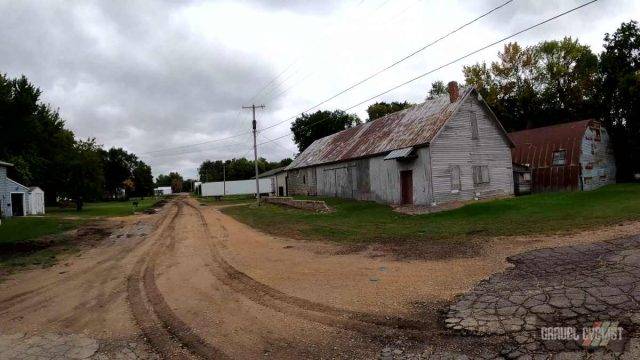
[
  {"left": 1, "top": 160, "right": 46, "bottom": 218},
  {"left": 154, "top": 186, "right": 173, "bottom": 196}
]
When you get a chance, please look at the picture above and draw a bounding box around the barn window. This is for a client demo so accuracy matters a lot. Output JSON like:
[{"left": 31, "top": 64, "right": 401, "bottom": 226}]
[
  {"left": 472, "top": 165, "right": 490, "bottom": 185},
  {"left": 450, "top": 165, "right": 461, "bottom": 192},
  {"left": 552, "top": 150, "right": 566, "bottom": 166},
  {"left": 303, "top": 175, "right": 306, "bottom": 184},
  {"left": 594, "top": 128, "right": 601, "bottom": 142},
  {"left": 470, "top": 112, "right": 479, "bottom": 140}
]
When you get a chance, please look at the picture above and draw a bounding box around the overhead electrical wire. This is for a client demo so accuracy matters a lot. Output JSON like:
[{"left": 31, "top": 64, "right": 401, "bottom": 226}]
[
  {"left": 257, "top": 0, "right": 515, "bottom": 133},
  {"left": 255, "top": 0, "right": 599, "bottom": 148},
  {"left": 140, "top": 0, "right": 515, "bottom": 156}
]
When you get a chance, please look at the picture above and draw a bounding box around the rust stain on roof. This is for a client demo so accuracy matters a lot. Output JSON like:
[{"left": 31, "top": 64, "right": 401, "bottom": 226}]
[
  {"left": 287, "top": 87, "right": 473, "bottom": 170},
  {"left": 508, "top": 119, "right": 595, "bottom": 169}
]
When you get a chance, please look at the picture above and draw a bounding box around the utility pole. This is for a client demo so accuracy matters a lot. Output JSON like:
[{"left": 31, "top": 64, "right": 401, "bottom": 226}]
[
  {"left": 242, "top": 104, "right": 265, "bottom": 206},
  {"left": 222, "top": 162, "right": 226, "bottom": 196}
]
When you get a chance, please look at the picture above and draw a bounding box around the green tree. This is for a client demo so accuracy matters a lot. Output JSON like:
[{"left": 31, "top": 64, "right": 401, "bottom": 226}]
[
  {"left": 366, "top": 101, "right": 414, "bottom": 121},
  {"left": 155, "top": 174, "right": 172, "bottom": 187},
  {"left": 427, "top": 80, "right": 447, "bottom": 99},
  {"left": 66, "top": 139, "right": 105, "bottom": 211},
  {"left": 0, "top": 74, "right": 76, "bottom": 204},
  {"left": 101, "top": 147, "right": 138, "bottom": 199},
  {"left": 132, "top": 161, "right": 154, "bottom": 198},
  {"left": 464, "top": 39, "right": 598, "bottom": 131},
  {"left": 599, "top": 21, "right": 640, "bottom": 180},
  {"left": 291, "top": 110, "right": 361, "bottom": 152},
  {"left": 534, "top": 37, "right": 600, "bottom": 125}
]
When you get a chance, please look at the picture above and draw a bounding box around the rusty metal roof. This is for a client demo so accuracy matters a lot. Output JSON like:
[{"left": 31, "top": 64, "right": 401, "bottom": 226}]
[
  {"left": 508, "top": 119, "right": 594, "bottom": 169},
  {"left": 287, "top": 87, "right": 475, "bottom": 170}
]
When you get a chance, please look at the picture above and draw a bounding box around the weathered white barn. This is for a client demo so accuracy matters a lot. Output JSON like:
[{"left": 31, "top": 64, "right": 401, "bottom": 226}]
[
  {"left": 0, "top": 160, "right": 46, "bottom": 217},
  {"left": 285, "top": 83, "right": 515, "bottom": 206},
  {"left": 257, "top": 167, "right": 288, "bottom": 196}
]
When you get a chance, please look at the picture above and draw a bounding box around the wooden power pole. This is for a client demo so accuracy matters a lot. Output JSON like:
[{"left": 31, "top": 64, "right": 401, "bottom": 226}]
[{"left": 242, "top": 104, "right": 265, "bottom": 206}]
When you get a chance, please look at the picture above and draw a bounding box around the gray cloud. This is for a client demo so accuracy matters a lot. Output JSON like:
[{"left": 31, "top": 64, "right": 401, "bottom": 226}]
[{"left": 0, "top": 0, "right": 281, "bottom": 177}]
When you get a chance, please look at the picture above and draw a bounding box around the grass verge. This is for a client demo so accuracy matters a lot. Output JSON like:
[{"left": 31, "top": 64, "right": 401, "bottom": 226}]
[
  {"left": 46, "top": 197, "right": 160, "bottom": 218},
  {"left": 0, "top": 197, "right": 163, "bottom": 274},
  {"left": 221, "top": 184, "right": 640, "bottom": 244}
]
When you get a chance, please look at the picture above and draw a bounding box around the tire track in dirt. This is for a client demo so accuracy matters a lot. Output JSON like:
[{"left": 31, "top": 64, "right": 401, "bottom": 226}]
[
  {"left": 127, "top": 200, "right": 230, "bottom": 360},
  {"left": 183, "top": 201, "right": 433, "bottom": 340},
  {"left": 0, "top": 215, "right": 166, "bottom": 314}
]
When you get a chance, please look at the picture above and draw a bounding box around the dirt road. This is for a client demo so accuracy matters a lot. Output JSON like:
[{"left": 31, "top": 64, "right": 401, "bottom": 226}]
[
  {"left": 0, "top": 197, "right": 434, "bottom": 359},
  {"left": 2, "top": 196, "right": 640, "bottom": 359}
]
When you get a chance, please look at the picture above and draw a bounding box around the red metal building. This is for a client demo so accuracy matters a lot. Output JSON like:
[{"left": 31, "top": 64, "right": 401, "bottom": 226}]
[{"left": 508, "top": 120, "right": 616, "bottom": 192}]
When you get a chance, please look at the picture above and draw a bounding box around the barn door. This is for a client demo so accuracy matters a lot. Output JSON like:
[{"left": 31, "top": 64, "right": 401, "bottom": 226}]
[
  {"left": 400, "top": 170, "right": 413, "bottom": 205},
  {"left": 11, "top": 193, "right": 24, "bottom": 216}
]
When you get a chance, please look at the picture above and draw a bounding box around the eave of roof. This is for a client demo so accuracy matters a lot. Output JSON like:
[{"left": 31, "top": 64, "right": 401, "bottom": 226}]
[
  {"left": 0, "top": 160, "right": 14, "bottom": 167},
  {"left": 286, "top": 87, "right": 475, "bottom": 170}
]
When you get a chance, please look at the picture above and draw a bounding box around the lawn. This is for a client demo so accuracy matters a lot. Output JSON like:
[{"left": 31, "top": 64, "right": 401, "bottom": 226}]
[
  {"left": 221, "top": 184, "right": 640, "bottom": 244},
  {"left": 46, "top": 197, "right": 160, "bottom": 218},
  {"left": 0, "top": 197, "right": 163, "bottom": 272}
]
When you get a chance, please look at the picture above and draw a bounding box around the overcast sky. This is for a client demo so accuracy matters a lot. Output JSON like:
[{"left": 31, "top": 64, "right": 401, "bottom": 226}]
[{"left": 1, "top": 0, "right": 637, "bottom": 179}]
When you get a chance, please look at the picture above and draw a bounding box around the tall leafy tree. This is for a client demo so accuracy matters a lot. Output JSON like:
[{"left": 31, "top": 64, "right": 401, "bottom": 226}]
[
  {"left": 427, "top": 80, "right": 447, "bottom": 99},
  {"left": 464, "top": 39, "right": 599, "bottom": 131},
  {"left": 132, "top": 161, "right": 154, "bottom": 198},
  {"left": 599, "top": 21, "right": 640, "bottom": 180},
  {"left": 366, "top": 101, "right": 414, "bottom": 121},
  {"left": 66, "top": 139, "right": 105, "bottom": 211},
  {"left": 534, "top": 37, "right": 600, "bottom": 125},
  {"left": 291, "top": 110, "right": 361, "bottom": 152}
]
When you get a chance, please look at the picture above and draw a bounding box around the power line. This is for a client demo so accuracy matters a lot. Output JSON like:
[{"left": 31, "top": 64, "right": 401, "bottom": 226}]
[
  {"left": 258, "top": 132, "right": 297, "bottom": 154},
  {"left": 257, "top": 0, "right": 515, "bottom": 133},
  {"left": 256, "top": 0, "right": 599, "bottom": 147}
]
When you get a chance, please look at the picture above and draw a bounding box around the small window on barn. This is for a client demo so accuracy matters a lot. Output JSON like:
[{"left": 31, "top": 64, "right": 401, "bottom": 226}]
[
  {"left": 472, "top": 165, "right": 490, "bottom": 186},
  {"left": 594, "top": 128, "right": 601, "bottom": 142},
  {"left": 450, "top": 165, "right": 461, "bottom": 192},
  {"left": 303, "top": 175, "right": 306, "bottom": 184},
  {"left": 552, "top": 150, "right": 566, "bottom": 166},
  {"left": 470, "top": 112, "right": 479, "bottom": 140}
]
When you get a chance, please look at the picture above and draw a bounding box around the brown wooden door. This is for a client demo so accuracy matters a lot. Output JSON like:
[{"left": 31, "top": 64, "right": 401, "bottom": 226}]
[{"left": 400, "top": 170, "right": 413, "bottom": 205}]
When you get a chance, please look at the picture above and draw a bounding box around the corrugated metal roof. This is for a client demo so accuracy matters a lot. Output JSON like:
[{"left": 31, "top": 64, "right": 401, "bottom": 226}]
[
  {"left": 508, "top": 119, "right": 596, "bottom": 192},
  {"left": 287, "top": 87, "right": 474, "bottom": 170},
  {"left": 384, "top": 146, "right": 415, "bottom": 160},
  {"left": 508, "top": 119, "right": 593, "bottom": 169},
  {"left": 257, "top": 166, "right": 286, "bottom": 178}
]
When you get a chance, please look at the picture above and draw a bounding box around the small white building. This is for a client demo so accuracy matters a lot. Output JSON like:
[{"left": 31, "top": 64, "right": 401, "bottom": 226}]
[
  {"left": 257, "top": 167, "right": 288, "bottom": 196},
  {"left": 1, "top": 161, "right": 46, "bottom": 217},
  {"left": 154, "top": 186, "right": 173, "bottom": 196}
]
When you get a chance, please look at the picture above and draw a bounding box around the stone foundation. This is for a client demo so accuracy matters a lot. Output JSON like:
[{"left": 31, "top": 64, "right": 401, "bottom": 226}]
[{"left": 263, "top": 197, "right": 332, "bottom": 213}]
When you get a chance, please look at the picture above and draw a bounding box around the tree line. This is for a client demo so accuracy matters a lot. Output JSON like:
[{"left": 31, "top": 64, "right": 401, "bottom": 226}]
[
  {"left": 198, "top": 157, "right": 293, "bottom": 183},
  {"left": 289, "top": 21, "right": 640, "bottom": 181},
  {"left": 0, "top": 74, "right": 154, "bottom": 210}
]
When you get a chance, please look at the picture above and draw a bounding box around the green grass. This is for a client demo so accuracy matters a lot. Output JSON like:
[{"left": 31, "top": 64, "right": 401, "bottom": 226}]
[
  {"left": 46, "top": 197, "right": 160, "bottom": 218},
  {"left": 0, "top": 217, "right": 81, "bottom": 245},
  {"left": 221, "top": 184, "right": 640, "bottom": 244},
  {"left": 0, "top": 197, "right": 163, "bottom": 272},
  {"left": 0, "top": 217, "right": 82, "bottom": 272},
  {"left": 198, "top": 194, "right": 255, "bottom": 206}
]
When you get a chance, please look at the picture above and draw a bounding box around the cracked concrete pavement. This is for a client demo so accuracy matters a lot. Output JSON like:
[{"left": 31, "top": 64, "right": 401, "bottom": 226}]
[{"left": 446, "top": 234, "right": 640, "bottom": 358}]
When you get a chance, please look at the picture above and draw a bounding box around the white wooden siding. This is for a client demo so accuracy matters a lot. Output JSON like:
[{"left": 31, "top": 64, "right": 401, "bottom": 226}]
[
  {"left": 429, "top": 95, "right": 514, "bottom": 204},
  {"left": 0, "top": 166, "right": 7, "bottom": 218}
]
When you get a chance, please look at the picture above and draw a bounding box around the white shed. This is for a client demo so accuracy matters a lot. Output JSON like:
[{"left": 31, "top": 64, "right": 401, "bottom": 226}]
[{"left": 28, "top": 187, "right": 45, "bottom": 215}]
